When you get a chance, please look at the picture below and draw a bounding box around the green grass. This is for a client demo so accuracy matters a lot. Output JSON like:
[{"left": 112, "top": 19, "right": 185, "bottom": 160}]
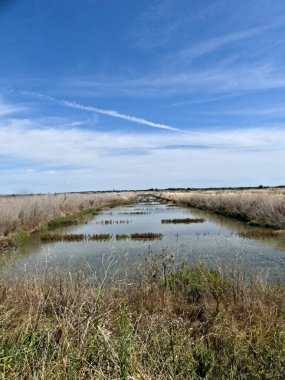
[
  {"left": 116, "top": 234, "right": 130, "bottom": 240},
  {"left": 11, "top": 231, "right": 30, "bottom": 246},
  {"left": 1, "top": 262, "right": 285, "bottom": 379},
  {"left": 46, "top": 208, "right": 95, "bottom": 229}
]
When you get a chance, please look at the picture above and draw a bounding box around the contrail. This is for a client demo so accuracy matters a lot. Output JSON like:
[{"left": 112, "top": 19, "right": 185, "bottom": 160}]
[{"left": 22, "top": 91, "right": 182, "bottom": 132}]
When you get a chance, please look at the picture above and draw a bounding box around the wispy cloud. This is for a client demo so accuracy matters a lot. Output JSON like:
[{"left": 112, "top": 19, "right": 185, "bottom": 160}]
[
  {"left": 168, "top": 15, "right": 285, "bottom": 65},
  {"left": 0, "top": 98, "right": 26, "bottom": 117},
  {"left": 133, "top": 0, "right": 230, "bottom": 50},
  {"left": 172, "top": 29, "right": 259, "bottom": 63},
  {"left": 1, "top": 114, "right": 284, "bottom": 165},
  {"left": 22, "top": 91, "right": 182, "bottom": 132},
  {"left": 0, "top": 102, "right": 284, "bottom": 192},
  {"left": 66, "top": 62, "right": 285, "bottom": 98},
  {"left": 190, "top": 106, "right": 285, "bottom": 117},
  {"left": 1, "top": 117, "right": 284, "bottom": 192},
  {"left": 132, "top": 0, "right": 183, "bottom": 49},
  {"left": 62, "top": 13, "right": 285, "bottom": 100}
]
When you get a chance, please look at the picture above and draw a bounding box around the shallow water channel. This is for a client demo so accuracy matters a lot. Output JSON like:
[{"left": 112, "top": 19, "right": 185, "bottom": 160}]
[{"left": 2, "top": 195, "right": 285, "bottom": 282}]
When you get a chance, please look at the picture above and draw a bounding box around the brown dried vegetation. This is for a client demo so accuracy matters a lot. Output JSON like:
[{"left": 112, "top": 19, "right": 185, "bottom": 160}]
[
  {"left": 156, "top": 189, "right": 285, "bottom": 229},
  {"left": 1, "top": 262, "right": 285, "bottom": 379}
]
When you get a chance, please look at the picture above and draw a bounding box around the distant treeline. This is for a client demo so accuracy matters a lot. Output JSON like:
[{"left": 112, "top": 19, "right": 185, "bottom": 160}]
[
  {"left": 147, "top": 185, "right": 285, "bottom": 192},
  {"left": 1, "top": 185, "right": 285, "bottom": 198}
]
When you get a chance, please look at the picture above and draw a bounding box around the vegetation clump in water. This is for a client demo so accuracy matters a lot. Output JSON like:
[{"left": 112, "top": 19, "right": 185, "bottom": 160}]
[
  {"left": 161, "top": 218, "right": 205, "bottom": 224},
  {"left": 40, "top": 233, "right": 112, "bottom": 242},
  {"left": 40, "top": 232, "right": 163, "bottom": 242},
  {"left": 116, "top": 234, "right": 129, "bottom": 240},
  {"left": 130, "top": 232, "right": 163, "bottom": 240},
  {"left": 88, "top": 234, "right": 112, "bottom": 241},
  {"left": 119, "top": 212, "right": 150, "bottom": 215},
  {"left": 40, "top": 233, "right": 63, "bottom": 242},
  {"left": 40, "top": 233, "right": 85, "bottom": 242},
  {"left": 239, "top": 230, "right": 285, "bottom": 239},
  {"left": 0, "top": 192, "right": 137, "bottom": 250},
  {"left": 156, "top": 189, "right": 285, "bottom": 229},
  {"left": 95, "top": 219, "right": 131, "bottom": 225}
]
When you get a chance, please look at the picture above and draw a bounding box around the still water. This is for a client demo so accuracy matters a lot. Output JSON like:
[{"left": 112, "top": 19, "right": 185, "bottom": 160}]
[{"left": 2, "top": 196, "right": 285, "bottom": 282}]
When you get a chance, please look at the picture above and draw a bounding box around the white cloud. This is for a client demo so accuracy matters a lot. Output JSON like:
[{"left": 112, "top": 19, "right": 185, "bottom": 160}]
[
  {"left": 0, "top": 115, "right": 284, "bottom": 165},
  {"left": 167, "top": 15, "right": 285, "bottom": 64},
  {"left": 0, "top": 98, "right": 26, "bottom": 117},
  {"left": 1, "top": 138, "right": 283, "bottom": 193},
  {"left": 65, "top": 61, "right": 285, "bottom": 98},
  {"left": 0, "top": 97, "right": 284, "bottom": 193},
  {"left": 171, "top": 29, "right": 260, "bottom": 63},
  {"left": 1, "top": 116, "right": 284, "bottom": 167},
  {"left": 22, "top": 91, "right": 182, "bottom": 132},
  {"left": 62, "top": 15, "right": 285, "bottom": 99}
]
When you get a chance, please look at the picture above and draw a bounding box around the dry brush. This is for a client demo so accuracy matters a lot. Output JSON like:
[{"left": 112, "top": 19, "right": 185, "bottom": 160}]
[{"left": 156, "top": 189, "right": 285, "bottom": 229}]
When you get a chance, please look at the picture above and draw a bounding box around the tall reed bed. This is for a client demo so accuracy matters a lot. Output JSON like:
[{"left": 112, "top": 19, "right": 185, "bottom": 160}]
[
  {"left": 1, "top": 263, "right": 285, "bottom": 379},
  {"left": 156, "top": 189, "right": 285, "bottom": 229},
  {"left": 0, "top": 192, "right": 136, "bottom": 238}
]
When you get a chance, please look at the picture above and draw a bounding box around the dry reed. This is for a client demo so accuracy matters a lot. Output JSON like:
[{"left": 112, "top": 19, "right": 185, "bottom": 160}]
[
  {"left": 161, "top": 218, "right": 205, "bottom": 224},
  {"left": 156, "top": 189, "right": 285, "bottom": 229},
  {"left": 0, "top": 192, "right": 136, "bottom": 239},
  {"left": 1, "top": 262, "right": 285, "bottom": 379}
]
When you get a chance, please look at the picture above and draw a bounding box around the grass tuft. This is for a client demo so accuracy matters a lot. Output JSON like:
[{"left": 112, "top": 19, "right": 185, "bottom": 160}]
[
  {"left": 116, "top": 234, "right": 130, "bottom": 240},
  {"left": 156, "top": 189, "right": 285, "bottom": 229},
  {"left": 130, "top": 232, "right": 163, "bottom": 240},
  {"left": 1, "top": 263, "right": 285, "bottom": 379},
  {"left": 239, "top": 230, "right": 285, "bottom": 239},
  {"left": 88, "top": 234, "right": 112, "bottom": 241},
  {"left": 161, "top": 218, "right": 205, "bottom": 224}
]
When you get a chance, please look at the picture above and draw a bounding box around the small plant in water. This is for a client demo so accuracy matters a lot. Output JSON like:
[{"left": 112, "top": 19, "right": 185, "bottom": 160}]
[
  {"left": 62, "top": 234, "right": 85, "bottom": 241},
  {"left": 40, "top": 233, "right": 112, "bottom": 242},
  {"left": 116, "top": 234, "right": 129, "bottom": 240},
  {"left": 161, "top": 218, "right": 205, "bottom": 224},
  {"left": 238, "top": 230, "right": 285, "bottom": 239},
  {"left": 88, "top": 234, "right": 112, "bottom": 241},
  {"left": 130, "top": 232, "right": 163, "bottom": 240}
]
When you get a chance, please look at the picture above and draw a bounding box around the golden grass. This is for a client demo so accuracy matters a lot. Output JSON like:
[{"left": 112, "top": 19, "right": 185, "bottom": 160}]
[
  {"left": 156, "top": 189, "right": 285, "bottom": 229},
  {"left": 1, "top": 262, "right": 285, "bottom": 379},
  {"left": 239, "top": 230, "right": 285, "bottom": 239},
  {"left": 0, "top": 192, "right": 136, "bottom": 241}
]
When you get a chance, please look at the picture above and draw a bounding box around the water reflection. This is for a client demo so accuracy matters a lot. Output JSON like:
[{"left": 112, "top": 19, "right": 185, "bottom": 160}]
[{"left": 1, "top": 196, "right": 285, "bottom": 283}]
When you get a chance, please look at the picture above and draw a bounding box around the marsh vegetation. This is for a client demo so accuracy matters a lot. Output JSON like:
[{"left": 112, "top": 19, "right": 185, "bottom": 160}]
[
  {"left": 39, "top": 232, "right": 163, "bottom": 242},
  {"left": 130, "top": 232, "right": 163, "bottom": 240},
  {"left": 0, "top": 192, "right": 136, "bottom": 243},
  {"left": 1, "top": 261, "right": 285, "bottom": 379},
  {"left": 40, "top": 233, "right": 112, "bottom": 242},
  {"left": 95, "top": 219, "right": 132, "bottom": 225},
  {"left": 1, "top": 191, "right": 285, "bottom": 378},
  {"left": 238, "top": 230, "right": 285, "bottom": 239},
  {"left": 2, "top": 192, "right": 285, "bottom": 280},
  {"left": 161, "top": 218, "right": 205, "bottom": 224},
  {"left": 156, "top": 188, "right": 285, "bottom": 229}
]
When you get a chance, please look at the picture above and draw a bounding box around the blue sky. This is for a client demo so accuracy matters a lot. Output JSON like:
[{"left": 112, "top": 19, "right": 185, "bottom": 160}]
[{"left": 0, "top": 0, "right": 284, "bottom": 193}]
